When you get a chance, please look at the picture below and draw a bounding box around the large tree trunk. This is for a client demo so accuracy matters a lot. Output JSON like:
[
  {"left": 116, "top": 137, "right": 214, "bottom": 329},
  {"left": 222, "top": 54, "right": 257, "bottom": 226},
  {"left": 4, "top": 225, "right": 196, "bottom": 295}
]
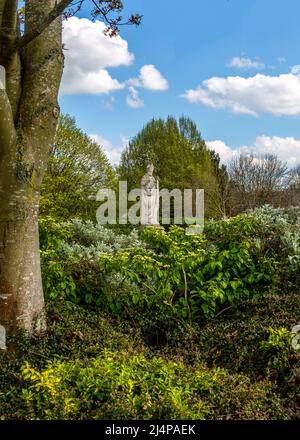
[
  {"left": 0, "top": 0, "right": 64, "bottom": 337},
  {"left": 0, "top": 193, "right": 45, "bottom": 334}
]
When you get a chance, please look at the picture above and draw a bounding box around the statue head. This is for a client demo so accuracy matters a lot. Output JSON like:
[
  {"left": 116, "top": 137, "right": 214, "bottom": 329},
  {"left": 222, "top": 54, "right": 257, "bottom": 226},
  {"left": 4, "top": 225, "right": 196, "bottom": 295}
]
[{"left": 146, "top": 164, "right": 154, "bottom": 175}]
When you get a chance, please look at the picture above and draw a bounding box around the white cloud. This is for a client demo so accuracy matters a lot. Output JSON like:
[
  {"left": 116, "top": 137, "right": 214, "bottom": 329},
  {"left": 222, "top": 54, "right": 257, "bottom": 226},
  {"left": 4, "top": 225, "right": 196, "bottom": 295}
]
[
  {"left": 139, "top": 64, "right": 169, "bottom": 90},
  {"left": 183, "top": 73, "right": 300, "bottom": 116},
  {"left": 228, "top": 56, "right": 265, "bottom": 70},
  {"left": 291, "top": 65, "right": 300, "bottom": 76},
  {"left": 129, "top": 64, "right": 169, "bottom": 91},
  {"left": 126, "top": 86, "right": 144, "bottom": 108},
  {"left": 207, "top": 140, "right": 236, "bottom": 163},
  {"left": 60, "top": 18, "right": 168, "bottom": 106},
  {"left": 90, "top": 134, "right": 128, "bottom": 165},
  {"left": 278, "top": 57, "right": 286, "bottom": 64},
  {"left": 207, "top": 136, "right": 300, "bottom": 168},
  {"left": 62, "top": 69, "right": 124, "bottom": 95},
  {"left": 61, "top": 17, "right": 134, "bottom": 95},
  {"left": 125, "top": 64, "right": 168, "bottom": 107}
]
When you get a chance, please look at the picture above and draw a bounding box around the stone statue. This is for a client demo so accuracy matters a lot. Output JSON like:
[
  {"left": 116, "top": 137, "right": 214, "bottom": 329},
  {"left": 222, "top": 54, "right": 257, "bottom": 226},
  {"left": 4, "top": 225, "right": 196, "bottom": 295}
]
[{"left": 141, "top": 164, "right": 160, "bottom": 226}]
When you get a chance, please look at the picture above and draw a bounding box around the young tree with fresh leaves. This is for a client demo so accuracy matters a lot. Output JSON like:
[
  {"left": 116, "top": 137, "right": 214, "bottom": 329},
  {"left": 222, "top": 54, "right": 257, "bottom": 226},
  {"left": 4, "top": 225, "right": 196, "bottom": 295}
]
[
  {"left": 40, "top": 114, "right": 116, "bottom": 220},
  {"left": 0, "top": 0, "right": 141, "bottom": 335},
  {"left": 118, "top": 116, "right": 221, "bottom": 218}
]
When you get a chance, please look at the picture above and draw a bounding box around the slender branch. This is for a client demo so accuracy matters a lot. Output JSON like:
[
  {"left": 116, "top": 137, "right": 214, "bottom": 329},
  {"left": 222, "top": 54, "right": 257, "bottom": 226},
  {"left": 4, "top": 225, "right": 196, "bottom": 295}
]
[
  {"left": 213, "top": 305, "right": 233, "bottom": 319},
  {"left": 10, "top": 0, "right": 73, "bottom": 55},
  {"left": 91, "top": 0, "right": 142, "bottom": 35},
  {"left": 64, "top": 0, "right": 85, "bottom": 17},
  {"left": 182, "top": 267, "right": 188, "bottom": 301},
  {"left": 182, "top": 267, "right": 192, "bottom": 326}
]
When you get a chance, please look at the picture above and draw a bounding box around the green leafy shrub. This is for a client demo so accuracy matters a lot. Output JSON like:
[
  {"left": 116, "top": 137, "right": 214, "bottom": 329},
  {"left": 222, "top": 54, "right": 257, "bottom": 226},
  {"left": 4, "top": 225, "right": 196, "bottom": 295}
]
[
  {"left": 18, "top": 350, "right": 284, "bottom": 420},
  {"left": 40, "top": 208, "right": 299, "bottom": 324},
  {"left": 250, "top": 205, "right": 300, "bottom": 272},
  {"left": 100, "top": 220, "right": 278, "bottom": 323},
  {"left": 40, "top": 217, "right": 77, "bottom": 300},
  {"left": 260, "top": 327, "right": 295, "bottom": 376},
  {"left": 39, "top": 216, "right": 73, "bottom": 250},
  {"left": 40, "top": 218, "right": 142, "bottom": 304}
]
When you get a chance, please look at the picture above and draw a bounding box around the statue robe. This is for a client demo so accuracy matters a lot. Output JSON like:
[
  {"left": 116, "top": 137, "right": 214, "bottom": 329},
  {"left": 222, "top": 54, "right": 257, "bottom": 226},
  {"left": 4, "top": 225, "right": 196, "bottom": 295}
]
[{"left": 141, "top": 174, "right": 159, "bottom": 226}]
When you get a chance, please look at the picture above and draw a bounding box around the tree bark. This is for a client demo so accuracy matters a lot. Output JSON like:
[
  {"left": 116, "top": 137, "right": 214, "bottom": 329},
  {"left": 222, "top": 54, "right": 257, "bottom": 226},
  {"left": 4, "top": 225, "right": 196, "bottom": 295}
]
[
  {"left": 0, "top": 191, "right": 45, "bottom": 333},
  {"left": 0, "top": 0, "right": 64, "bottom": 336}
]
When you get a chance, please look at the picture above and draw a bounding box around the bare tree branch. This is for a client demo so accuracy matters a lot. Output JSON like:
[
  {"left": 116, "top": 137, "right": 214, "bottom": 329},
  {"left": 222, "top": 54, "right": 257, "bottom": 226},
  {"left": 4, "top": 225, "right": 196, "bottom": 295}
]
[{"left": 228, "top": 154, "right": 288, "bottom": 213}]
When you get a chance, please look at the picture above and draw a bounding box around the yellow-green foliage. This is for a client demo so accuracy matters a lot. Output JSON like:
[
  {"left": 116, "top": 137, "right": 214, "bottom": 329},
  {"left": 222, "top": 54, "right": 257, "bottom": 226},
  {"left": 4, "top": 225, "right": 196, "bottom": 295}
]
[
  {"left": 260, "top": 327, "right": 295, "bottom": 375},
  {"left": 18, "top": 349, "right": 282, "bottom": 420}
]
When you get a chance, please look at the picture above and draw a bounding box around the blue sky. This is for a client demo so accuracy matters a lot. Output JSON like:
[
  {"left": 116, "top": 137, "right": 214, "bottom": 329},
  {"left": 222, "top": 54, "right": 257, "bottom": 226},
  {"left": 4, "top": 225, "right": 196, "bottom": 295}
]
[{"left": 59, "top": 0, "right": 300, "bottom": 167}]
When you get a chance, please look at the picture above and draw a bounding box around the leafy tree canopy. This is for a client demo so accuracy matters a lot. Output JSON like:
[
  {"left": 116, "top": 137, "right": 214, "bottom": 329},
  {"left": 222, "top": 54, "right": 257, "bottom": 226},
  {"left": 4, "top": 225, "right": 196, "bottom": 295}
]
[
  {"left": 118, "top": 116, "right": 221, "bottom": 217},
  {"left": 40, "top": 114, "right": 116, "bottom": 221}
]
